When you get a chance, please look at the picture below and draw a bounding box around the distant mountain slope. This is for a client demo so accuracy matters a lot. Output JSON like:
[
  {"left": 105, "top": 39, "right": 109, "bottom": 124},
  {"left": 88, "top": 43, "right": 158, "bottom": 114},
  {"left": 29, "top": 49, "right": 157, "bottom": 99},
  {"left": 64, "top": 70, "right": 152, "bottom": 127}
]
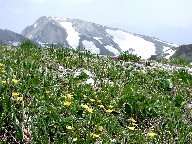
[
  {"left": 21, "top": 16, "right": 179, "bottom": 59},
  {"left": 0, "top": 29, "right": 29, "bottom": 46},
  {"left": 171, "top": 44, "right": 192, "bottom": 61}
]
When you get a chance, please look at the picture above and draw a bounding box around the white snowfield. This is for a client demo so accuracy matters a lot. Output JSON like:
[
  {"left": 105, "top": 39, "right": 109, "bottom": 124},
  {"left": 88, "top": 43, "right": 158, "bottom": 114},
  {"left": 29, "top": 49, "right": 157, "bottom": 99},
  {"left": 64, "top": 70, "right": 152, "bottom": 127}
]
[
  {"left": 106, "top": 29, "right": 156, "bottom": 59},
  {"left": 59, "top": 21, "right": 80, "bottom": 49},
  {"left": 104, "top": 45, "right": 119, "bottom": 55},
  {"left": 82, "top": 40, "right": 100, "bottom": 54}
]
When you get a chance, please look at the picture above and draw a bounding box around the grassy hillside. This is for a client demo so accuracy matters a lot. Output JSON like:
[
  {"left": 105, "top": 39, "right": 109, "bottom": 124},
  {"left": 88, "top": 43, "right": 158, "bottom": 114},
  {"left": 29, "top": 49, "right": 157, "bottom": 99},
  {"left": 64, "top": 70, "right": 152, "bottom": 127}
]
[{"left": 0, "top": 42, "right": 192, "bottom": 143}]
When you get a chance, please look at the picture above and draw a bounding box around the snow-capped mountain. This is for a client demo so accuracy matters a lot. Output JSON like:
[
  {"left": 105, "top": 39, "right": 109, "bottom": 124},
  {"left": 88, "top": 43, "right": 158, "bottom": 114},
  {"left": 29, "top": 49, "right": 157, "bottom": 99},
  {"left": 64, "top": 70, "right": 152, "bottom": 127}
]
[
  {"left": 0, "top": 29, "right": 29, "bottom": 46},
  {"left": 21, "top": 16, "right": 179, "bottom": 59}
]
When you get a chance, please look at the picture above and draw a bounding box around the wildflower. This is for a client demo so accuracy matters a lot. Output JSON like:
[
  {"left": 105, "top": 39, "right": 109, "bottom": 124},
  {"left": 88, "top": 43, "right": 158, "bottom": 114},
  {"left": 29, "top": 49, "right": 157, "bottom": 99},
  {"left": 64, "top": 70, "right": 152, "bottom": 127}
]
[
  {"left": 0, "top": 63, "right": 3, "bottom": 67},
  {"left": 12, "top": 93, "right": 19, "bottom": 97},
  {"left": 80, "top": 104, "right": 89, "bottom": 109},
  {"left": 127, "top": 126, "right": 135, "bottom": 130},
  {"left": 130, "top": 118, "right": 136, "bottom": 123},
  {"left": 132, "top": 123, "right": 137, "bottom": 126},
  {"left": 64, "top": 101, "right": 71, "bottom": 107},
  {"left": 45, "top": 91, "right": 50, "bottom": 94},
  {"left": 17, "top": 97, "right": 23, "bottom": 102},
  {"left": 98, "top": 105, "right": 104, "bottom": 108},
  {"left": 87, "top": 108, "right": 93, "bottom": 113},
  {"left": 66, "top": 93, "right": 73, "bottom": 99},
  {"left": 90, "top": 98, "right": 95, "bottom": 102},
  {"left": 2, "top": 80, "right": 8, "bottom": 84},
  {"left": 73, "top": 138, "right": 77, "bottom": 142},
  {"left": 108, "top": 81, "right": 114, "bottom": 86},
  {"left": 102, "top": 91, "right": 107, "bottom": 94},
  {"left": 92, "top": 133, "right": 99, "bottom": 138},
  {"left": 0, "top": 69, "right": 5, "bottom": 73},
  {"left": 97, "top": 100, "right": 102, "bottom": 103},
  {"left": 105, "top": 109, "right": 113, "bottom": 113},
  {"left": 78, "top": 83, "right": 81, "bottom": 86},
  {"left": 61, "top": 95, "right": 67, "bottom": 98},
  {"left": 147, "top": 132, "right": 157, "bottom": 136},
  {"left": 83, "top": 95, "right": 87, "bottom": 98},
  {"left": 12, "top": 79, "right": 18, "bottom": 83},
  {"left": 98, "top": 126, "right": 103, "bottom": 132},
  {"left": 109, "top": 105, "right": 113, "bottom": 108},
  {"left": 66, "top": 126, "right": 72, "bottom": 130},
  {"left": 113, "top": 55, "right": 120, "bottom": 61}
]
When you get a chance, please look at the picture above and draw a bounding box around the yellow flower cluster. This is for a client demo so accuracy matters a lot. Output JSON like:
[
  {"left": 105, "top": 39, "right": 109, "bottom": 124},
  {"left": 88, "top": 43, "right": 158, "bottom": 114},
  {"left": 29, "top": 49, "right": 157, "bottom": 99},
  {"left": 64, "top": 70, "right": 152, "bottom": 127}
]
[{"left": 80, "top": 104, "right": 93, "bottom": 113}]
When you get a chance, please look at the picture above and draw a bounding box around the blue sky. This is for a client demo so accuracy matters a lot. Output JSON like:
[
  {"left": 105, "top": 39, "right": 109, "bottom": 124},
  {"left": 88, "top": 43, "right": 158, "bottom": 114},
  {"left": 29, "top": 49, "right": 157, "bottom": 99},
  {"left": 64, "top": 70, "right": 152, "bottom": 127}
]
[{"left": 0, "top": 0, "right": 192, "bottom": 44}]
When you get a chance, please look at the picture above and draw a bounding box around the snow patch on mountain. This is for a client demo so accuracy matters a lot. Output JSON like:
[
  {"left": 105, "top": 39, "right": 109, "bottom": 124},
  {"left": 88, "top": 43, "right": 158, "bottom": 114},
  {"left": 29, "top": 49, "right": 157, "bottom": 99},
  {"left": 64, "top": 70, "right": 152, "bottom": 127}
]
[
  {"left": 82, "top": 40, "right": 100, "bottom": 54},
  {"left": 59, "top": 21, "right": 80, "bottom": 48},
  {"left": 105, "top": 45, "right": 119, "bottom": 55},
  {"left": 12, "top": 42, "right": 20, "bottom": 46},
  {"left": 106, "top": 29, "right": 156, "bottom": 59},
  {"left": 34, "top": 23, "right": 37, "bottom": 28},
  {"left": 163, "top": 46, "right": 176, "bottom": 59},
  {"left": 93, "top": 37, "right": 103, "bottom": 44}
]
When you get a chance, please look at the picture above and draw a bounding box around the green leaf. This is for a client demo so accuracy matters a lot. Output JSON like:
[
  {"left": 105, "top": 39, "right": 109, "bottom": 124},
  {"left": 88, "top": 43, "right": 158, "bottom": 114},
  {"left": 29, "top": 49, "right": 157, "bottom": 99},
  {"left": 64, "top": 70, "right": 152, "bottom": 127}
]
[
  {"left": 31, "top": 77, "right": 41, "bottom": 87},
  {"left": 0, "top": 78, "right": 2, "bottom": 92},
  {"left": 124, "top": 103, "right": 132, "bottom": 116}
]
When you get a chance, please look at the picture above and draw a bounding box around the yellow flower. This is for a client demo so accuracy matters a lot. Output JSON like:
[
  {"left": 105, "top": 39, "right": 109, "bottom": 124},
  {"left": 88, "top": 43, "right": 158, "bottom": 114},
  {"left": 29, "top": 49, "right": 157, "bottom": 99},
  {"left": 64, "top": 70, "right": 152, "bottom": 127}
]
[
  {"left": 83, "top": 95, "right": 87, "bottom": 98},
  {"left": 98, "top": 126, "right": 103, "bottom": 132},
  {"left": 147, "top": 132, "right": 157, "bottom": 136},
  {"left": 12, "top": 79, "right": 18, "bottom": 83},
  {"left": 17, "top": 97, "right": 23, "bottom": 101},
  {"left": 87, "top": 108, "right": 93, "bottom": 113},
  {"left": 12, "top": 93, "right": 19, "bottom": 97},
  {"left": 80, "top": 104, "right": 89, "bottom": 109},
  {"left": 61, "top": 95, "right": 67, "bottom": 98},
  {"left": 66, "top": 126, "right": 72, "bottom": 130},
  {"left": 109, "top": 105, "right": 113, "bottom": 108},
  {"left": 0, "top": 63, "right": 3, "bottom": 67},
  {"left": 132, "top": 123, "right": 137, "bottom": 126},
  {"left": 66, "top": 93, "right": 73, "bottom": 99},
  {"left": 2, "top": 80, "right": 8, "bottom": 84},
  {"left": 64, "top": 101, "right": 71, "bottom": 107},
  {"left": 0, "top": 69, "right": 5, "bottom": 73},
  {"left": 78, "top": 83, "right": 81, "bottom": 86},
  {"left": 98, "top": 105, "right": 104, "bottom": 108},
  {"left": 127, "top": 126, "right": 135, "bottom": 130},
  {"left": 45, "top": 91, "right": 50, "bottom": 94},
  {"left": 105, "top": 109, "right": 113, "bottom": 113},
  {"left": 73, "top": 138, "right": 77, "bottom": 142},
  {"left": 102, "top": 91, "right": 107, "bottom": 93},
  {"left": 130, "top": 118, "right": 136, "bottom": 123},
  {"left": 93, "top": 133, "right": 99, "bottom": 138},
  {"left": 90, "top": 98, "right": 95, "bottom": 102},
  {"left": 97, "top": 100, "right": 102, "bottom": 103}
]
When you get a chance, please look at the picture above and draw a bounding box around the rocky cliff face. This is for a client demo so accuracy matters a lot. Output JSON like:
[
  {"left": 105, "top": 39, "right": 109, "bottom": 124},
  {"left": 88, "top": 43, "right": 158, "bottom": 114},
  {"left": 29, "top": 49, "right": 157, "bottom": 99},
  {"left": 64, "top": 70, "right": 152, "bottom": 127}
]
[
  {"left": 171, "top": 44, "right": 192, "bottom": 61},
  {"left": 0, "top": 29, "right": 29, "bottom": 46}
]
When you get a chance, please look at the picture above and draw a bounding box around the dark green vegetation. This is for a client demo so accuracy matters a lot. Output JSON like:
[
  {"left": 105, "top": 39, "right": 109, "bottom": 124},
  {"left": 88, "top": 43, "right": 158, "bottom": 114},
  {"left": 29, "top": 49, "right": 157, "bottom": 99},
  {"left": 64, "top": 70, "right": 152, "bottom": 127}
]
[{"left": 0, "top": 41, "right": 192, "bottom": 143}]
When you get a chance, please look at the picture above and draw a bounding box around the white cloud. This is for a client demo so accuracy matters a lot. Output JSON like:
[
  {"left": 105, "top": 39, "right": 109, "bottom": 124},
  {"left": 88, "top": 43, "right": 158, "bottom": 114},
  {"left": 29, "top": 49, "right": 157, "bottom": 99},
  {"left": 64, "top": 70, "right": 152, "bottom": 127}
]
[
  {"left": 28, "top": 0, "right": 45, "bottom": 3},
  {"left": 27, "top": 0, "right": 93, "bottom": 3}
]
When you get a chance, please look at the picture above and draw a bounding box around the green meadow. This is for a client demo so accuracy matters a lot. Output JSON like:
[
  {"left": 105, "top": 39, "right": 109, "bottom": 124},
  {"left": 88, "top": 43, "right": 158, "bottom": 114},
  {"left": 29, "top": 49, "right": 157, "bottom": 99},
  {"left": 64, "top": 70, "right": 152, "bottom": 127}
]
[{"left": 0, "top": 41, "right": 192, "bottom": 143}]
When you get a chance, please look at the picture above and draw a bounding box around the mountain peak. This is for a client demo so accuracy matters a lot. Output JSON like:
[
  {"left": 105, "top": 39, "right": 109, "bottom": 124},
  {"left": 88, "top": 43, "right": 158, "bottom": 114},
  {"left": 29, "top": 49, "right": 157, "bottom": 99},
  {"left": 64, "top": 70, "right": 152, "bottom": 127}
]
[{"left": 20, "top": 16, "right": 179, "bottom": 59}]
